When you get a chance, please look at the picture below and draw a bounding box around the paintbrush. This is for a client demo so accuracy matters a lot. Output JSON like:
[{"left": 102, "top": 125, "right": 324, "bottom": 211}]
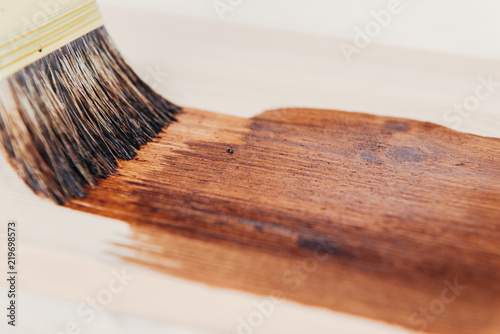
[{"left": 0, "top": 0, "right": 180, "bottom": 204}]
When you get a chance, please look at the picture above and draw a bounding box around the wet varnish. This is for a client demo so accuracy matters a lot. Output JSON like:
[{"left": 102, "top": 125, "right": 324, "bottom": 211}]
[{"left": 68, "top": 107, "right": 500, "bottom": 334}]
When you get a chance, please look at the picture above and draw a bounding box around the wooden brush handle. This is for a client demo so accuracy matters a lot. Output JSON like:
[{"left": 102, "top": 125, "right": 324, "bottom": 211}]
[
  {"left": 0, "top": 0, "right": 102, "bottom": 79},
  {"left": 69, "top": 107, "right": 500, "bottom": 334}
]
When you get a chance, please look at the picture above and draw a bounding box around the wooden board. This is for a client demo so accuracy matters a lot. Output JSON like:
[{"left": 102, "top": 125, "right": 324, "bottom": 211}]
[
  {"left": 1, "top": 7, "right": 500, "bottom": 333},
  {"left": 68, "top": 107, "right": 500, "bottom": 334}
]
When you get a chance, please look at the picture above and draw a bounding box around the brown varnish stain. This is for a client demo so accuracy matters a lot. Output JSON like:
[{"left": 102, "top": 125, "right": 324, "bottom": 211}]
[{"left": 68, "top": 107, "right": 500, "bottom": 333}]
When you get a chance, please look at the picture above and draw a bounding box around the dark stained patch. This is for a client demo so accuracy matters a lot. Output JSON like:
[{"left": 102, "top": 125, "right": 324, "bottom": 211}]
[
  {"left": 362, "top": 152, "right": 383, "bottom": 165},
  {"left": 393, "top": 146, "right": 427, "bottom": 163},
  {"left": 297, "top": 235, "right": 354, "bottom": 258}
]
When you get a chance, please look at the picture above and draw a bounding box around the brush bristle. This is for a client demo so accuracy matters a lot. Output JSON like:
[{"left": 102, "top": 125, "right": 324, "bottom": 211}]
[{"left": 0, "top": 27, "right": 181, "bottom": 204}]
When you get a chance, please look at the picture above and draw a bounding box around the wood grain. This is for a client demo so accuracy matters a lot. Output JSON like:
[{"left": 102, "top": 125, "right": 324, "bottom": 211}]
[{"left": 68, "top": 107, "right": 500, "bottom": 333}]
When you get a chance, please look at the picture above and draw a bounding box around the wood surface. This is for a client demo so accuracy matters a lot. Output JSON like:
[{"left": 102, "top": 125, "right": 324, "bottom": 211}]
[{"left": 67, "top": 107, "right": 500, "bottom": 334}]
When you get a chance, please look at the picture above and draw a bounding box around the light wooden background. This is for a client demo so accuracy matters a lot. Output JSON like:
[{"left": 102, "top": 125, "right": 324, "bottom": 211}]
[{"left": 1, "top": 2, "right": 499, "bottom": 333}]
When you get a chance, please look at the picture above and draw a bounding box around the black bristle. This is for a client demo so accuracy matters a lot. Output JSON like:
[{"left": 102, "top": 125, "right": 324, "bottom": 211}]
[{"left": 0, "top": 27, "right": 181, "bottom": 204}]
